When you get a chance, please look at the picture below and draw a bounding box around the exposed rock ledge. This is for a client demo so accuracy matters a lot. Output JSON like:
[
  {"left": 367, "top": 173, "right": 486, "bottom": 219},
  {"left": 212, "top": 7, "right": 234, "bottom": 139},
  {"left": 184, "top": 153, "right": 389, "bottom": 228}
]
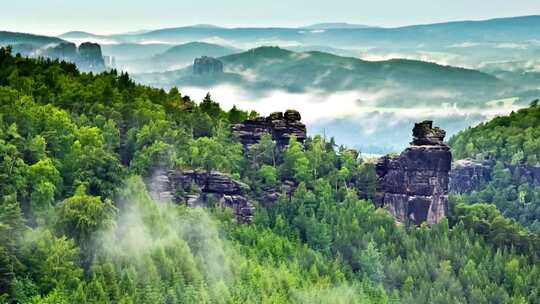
[
  {"left": 147, "top": 170, "right": 254, "bottom": 223},
  {"left": 449, "top": 158, "right": 540, "bottom": 194},
  {"left": 375, "top": 121, "right": 452, "bottom": 225},
  {"left": 193, "top": 56, "right": 223, "bottom": 75},
  {"left": 231, "top": 110, "right": 307, "bottom": 151},
  {"left": 449, "top": 159, "right": 492, "bottom": 193}
]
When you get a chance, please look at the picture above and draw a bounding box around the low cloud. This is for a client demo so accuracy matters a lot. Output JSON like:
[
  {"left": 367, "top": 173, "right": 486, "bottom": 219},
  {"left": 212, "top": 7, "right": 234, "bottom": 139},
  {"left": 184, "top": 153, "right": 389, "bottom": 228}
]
[
  {"left": 100, "top": 176, "right": 231, "bottom": 287},
  {"left": 359, "top": 51, "right": 469, "bottom": 68},
  {"left": 182, "top": 85, "right": 522, "bottom": 153},
  {"left": 496, "top": 43, "right": 528, "bottom": 50},
  {"left": 62, "top": 37, "right": 119, "bottom": 46}
]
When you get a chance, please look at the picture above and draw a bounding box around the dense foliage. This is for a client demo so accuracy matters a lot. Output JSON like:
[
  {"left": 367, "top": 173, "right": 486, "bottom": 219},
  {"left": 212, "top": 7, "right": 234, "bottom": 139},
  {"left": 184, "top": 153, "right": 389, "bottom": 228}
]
[
  {"left": 450, "top": 101, "right": 540, "bottom": 232},
  {"left": 1, "top": 48, "right": 540, "bottom": 303},
  {"left": 450, "top": 100, "right": 540, "bottom": 164}
]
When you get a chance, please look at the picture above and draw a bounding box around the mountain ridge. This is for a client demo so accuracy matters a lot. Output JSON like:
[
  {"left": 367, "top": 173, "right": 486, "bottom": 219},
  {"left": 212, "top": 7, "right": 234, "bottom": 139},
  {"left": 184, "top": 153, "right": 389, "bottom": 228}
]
[{"left": 134, "top": 45, "right": 507, "bottom": 112}]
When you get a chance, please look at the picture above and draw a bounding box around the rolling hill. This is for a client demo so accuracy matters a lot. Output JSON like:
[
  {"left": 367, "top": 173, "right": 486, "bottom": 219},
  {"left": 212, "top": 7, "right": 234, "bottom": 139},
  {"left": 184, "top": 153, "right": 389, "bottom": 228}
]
[
  {"left": 135, "top": 46, "right": 508, "bottom": 107},
  {"left": 153, "top": 42, "right": 237, "bottom": 64},
  {"left": 101, "top": 43, "right": 172, "bottom": 60},
  {"left": 59, "top": 31, "right": 105, "bottom": 39},
  {"left": 56, "top": 16, "right": 540, "bottom": 71},
  {"left": 0, "top": 31, "right": 64, "bottom": 45},
  {"left": 110, "top": 41, "right": 239, "bottom": 73},
  {"left": 78, "top": 15, "right": 540, "bottom": 47},
  {"left": 301, "top": 22, "right": 374, "bottom": 29}
]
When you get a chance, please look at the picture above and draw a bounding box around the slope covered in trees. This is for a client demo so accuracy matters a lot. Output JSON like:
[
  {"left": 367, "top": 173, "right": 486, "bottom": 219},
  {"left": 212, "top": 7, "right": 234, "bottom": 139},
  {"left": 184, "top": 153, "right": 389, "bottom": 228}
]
[
  {"left": 1, "top": 48, "right": 540, "bottom": 303},
  {"left": 449, "top": 101, "right": 540, "bottom": 232}
]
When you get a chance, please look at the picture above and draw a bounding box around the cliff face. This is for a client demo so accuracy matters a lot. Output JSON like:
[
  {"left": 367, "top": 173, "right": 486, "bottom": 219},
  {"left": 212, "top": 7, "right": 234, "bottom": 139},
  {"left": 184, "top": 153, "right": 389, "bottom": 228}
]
[
  {"left": 449, "top": 159, "right": 540, "bottom": 193},
  {"left": 231, "top": 110, "right": 307, "bottom": 151},
  {"left": 77, "top": 42, "right": 105, "bottom": 71},
  {"left": 375, "top": 121, "right": 452, "bottom": 225},
  {"left": 193, "top": 56, "right": 223, "bottom": 75},
  {"left": 148, "top": 170, "right": 254, "bottom": 224},
  {"left": 144, "top": 109, "right": 307, "bottom": 224},
  {"left": 449, "top": 159, "right": 492, "bottom": 193},
  {"left": 43, "top": 42, "right": 78, "bottom": 61},
  {"left": 17, "top": 41, "right": 105, "bottom": 72}
]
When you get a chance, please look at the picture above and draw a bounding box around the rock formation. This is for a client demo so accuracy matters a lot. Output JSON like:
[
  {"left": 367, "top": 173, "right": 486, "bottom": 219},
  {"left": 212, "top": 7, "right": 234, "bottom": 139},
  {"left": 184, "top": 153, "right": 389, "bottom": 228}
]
[
  {"left": 193, "top": 56, "right": 223, "bottom": 75},
  {"left": 231, "top": 110, "right": 307, "bottom": 151},
  {"left": 449, "top": 159, "right": 492, "bottom": 193},
  {"left": 43, "top": 42, "right": 78, "bottom": 62},
  {"left": 77, "top": 42, "right": 105, "bottom": 71},
  {"left": 148, "top": 170, "right": 254, "bottom": 223},
  {"left": 449, "top": 158, "right": 540, "bottom": 194},
  {"left": 375, "top": 121, "right": 451, "bottom": 225}
]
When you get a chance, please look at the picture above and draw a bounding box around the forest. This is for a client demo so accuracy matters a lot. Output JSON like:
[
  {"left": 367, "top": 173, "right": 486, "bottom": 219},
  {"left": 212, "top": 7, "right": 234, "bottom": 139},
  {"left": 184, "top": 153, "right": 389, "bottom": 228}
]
[
  {"left": 450, "top": 102, "right": 540, "bottom": 233},
  {"left": 1, "top": 47, "right": 540, "bottom": 303}
]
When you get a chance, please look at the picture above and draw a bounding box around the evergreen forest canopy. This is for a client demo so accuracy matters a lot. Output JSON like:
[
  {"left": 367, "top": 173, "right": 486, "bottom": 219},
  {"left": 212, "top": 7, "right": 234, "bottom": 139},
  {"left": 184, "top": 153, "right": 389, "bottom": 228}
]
[
  {"left": 0, "top": 47, "right": 540, "bottom": 303},
  {"left": 450, "top": 102, "right": 540, "bottom": 233}
]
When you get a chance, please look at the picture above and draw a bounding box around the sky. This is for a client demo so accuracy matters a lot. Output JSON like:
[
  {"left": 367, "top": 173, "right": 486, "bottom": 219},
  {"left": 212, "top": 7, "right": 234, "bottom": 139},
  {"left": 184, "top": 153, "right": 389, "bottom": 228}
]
[{"left": 2, "top": 0, "right": 540, "bottom": 36}]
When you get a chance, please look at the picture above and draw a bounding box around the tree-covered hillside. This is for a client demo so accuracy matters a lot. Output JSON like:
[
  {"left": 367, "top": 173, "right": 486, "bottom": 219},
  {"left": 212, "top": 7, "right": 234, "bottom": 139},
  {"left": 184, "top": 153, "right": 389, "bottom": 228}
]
[
  {"left": 451, "top": 100, "right": 540, "bottom": 164},
  {"left": 0, "top": 31, "right": 64, "bottom": 48},
  {"left": 1, "top": 48, "right": 540, "bottom": 303},
  {"left": 449, "top": 101, "right": 540, "bottom": 233}
]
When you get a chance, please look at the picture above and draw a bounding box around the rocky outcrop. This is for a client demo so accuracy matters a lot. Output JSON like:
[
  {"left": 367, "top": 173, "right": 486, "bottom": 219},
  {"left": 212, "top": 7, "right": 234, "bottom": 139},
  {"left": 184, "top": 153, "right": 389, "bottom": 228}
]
[
  {"left": 449, "top": 159, "right": 492, "bottom": 193},
  {"left": 449, "top": 158, "right": 540, "bottom": 194},
  {"left": 193, "top": 56, "right": 223, "bottom": 75},
  {"left": 77, "top": 42, "right": 105, "bottom": 71},
  {"left": 375, "top": 121, "right": 451, "bottom": 225},
  {"left": 43, "top": 42, "right": 78, "bottom": 61},
  {"left": 259, "top": 180, "right": 297, "bottom": 207},
  {"left": 231, "top": 110, "right": 307, "bottom": 150},
  {"left": 148, "top": 170, "right": 254, "bottom": 223}
]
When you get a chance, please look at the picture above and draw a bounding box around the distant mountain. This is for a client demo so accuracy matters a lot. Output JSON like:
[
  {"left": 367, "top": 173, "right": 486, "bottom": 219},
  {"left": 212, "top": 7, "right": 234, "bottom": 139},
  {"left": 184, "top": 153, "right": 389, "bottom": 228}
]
[
  {"left": 111, "top": 42, "right": 239, "bottom": 73},
  {"left": 0, "top": 31, "right": 106, "bottom": 72},
  {"left": 0, "top": 31, "right": 64, "bottom": 47},
  {"left": 117, "top": 29, "right": 153, "bottom": 35},
  {"left": 144, "top": 41, "right": 238, "bottom": 71},
  {"left": 59, "top": 31, "right": 117, "bottom": 45},
  {"left": 59, "top": 31, "right": 103, "bottom": 39},
  {"left": 301, "top": 23, "right": 373, "bottom": 29},
  {"left": 103, "top": 15, "right": 540, "bottom": 46},
  {"left": 0, "top": 31, "right": 68, "bottom": 62},
  {"left": 155, "top": 42, "right": 237, "bottom": 62},
  {"left": 286, "top": 45, "right": 360, "bottom": 57},
  {"left": 188, "top": 24, "right": 224, "bottom": 29},
  {"left": 101, "top": 43, "right": 172, "bottom": 60},
  {"left": 39, "top": 16, "right": 540, "bottom": 70},
  {"left": 135, "top": 46, "right": 510, "bottom": 107}
]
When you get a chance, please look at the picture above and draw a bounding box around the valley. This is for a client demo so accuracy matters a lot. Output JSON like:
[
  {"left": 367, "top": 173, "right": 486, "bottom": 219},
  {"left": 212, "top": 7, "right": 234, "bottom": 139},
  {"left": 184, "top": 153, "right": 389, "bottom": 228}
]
[
  {"left": 3, "top": 16, "right": 540, "bottom": 153},
  {"left": 2, "top": 8, "right": 540, "bottom": 303}
]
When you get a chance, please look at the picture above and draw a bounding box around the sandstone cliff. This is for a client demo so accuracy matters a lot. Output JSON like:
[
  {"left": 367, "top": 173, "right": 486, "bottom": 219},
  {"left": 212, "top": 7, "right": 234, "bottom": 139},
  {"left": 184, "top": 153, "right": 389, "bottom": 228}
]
[
  {"left": 449, "top": 158, "right": 540, "bottom": 193},
  {"left": 231, "top": 110, "right": 307, "bottom": 151},
  {"left": 375, "top": 121, "right": 451, "bottom": 225},
  {"left": 148, "top": 170, "right": 254, "bottom": 223},
  {"left": 77, "top": 42, "right": 105, "bottom": 71},
  {"left": 449, "top": 159, "right": 492, "bottom": 193},
  {"left": 193, "top": 56, "right": 223, "bottom": 75}
]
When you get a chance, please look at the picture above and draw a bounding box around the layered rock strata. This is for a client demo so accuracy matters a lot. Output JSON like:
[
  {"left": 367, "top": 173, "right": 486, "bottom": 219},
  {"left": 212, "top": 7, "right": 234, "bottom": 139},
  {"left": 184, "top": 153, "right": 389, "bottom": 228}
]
[
  {"left": 148, "top": 170, "right": 254, "bottom": 223},
  {"left": 449, "top": 159, "right": 492, "bottom": 193},
  {"left": 231, "top": 110, "right": 307, "bottom": 150},
  {"left": 375, "top": 121, "right": 452, "bottom": 225},
  {"left": 193, "top": 56, "right": 223, "bottom": 75}
]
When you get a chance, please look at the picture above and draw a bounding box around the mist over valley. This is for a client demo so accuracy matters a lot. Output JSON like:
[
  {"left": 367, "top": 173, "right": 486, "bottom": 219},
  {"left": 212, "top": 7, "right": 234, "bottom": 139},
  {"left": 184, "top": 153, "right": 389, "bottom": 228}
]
[{"left": 3, "top": 6, "right": 540, "bottom": 302}]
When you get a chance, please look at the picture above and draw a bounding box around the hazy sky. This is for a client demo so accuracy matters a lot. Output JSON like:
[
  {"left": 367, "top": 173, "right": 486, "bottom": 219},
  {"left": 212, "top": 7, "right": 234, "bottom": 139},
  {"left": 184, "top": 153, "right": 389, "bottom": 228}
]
[{"left": 2, "top": 0, "right": 540, "bottom": 35}]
